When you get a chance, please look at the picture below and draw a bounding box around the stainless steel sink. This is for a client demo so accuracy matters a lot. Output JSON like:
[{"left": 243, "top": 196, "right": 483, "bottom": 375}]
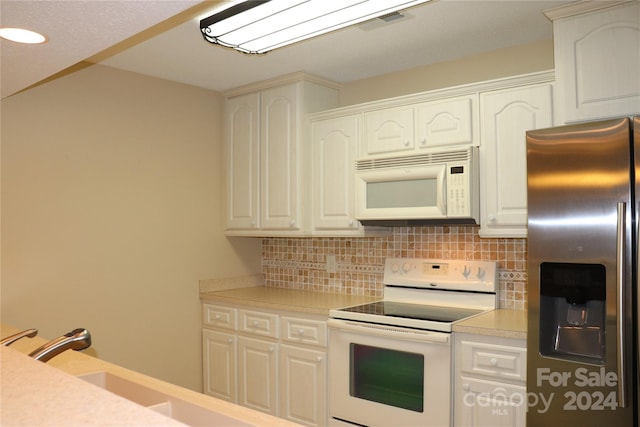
[{"left": 78, "top": 372, "right": 254, "bottom": 427}]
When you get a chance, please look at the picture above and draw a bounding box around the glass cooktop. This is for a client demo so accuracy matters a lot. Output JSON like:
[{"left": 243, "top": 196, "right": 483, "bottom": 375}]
[{"left": 336, "top": 301, "right": 486, "bottom": 324}]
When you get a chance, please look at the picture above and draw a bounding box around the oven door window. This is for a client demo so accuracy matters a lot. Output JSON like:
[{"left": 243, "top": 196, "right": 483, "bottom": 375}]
[{"left": 350, "top": 343, "right": 424, "bottom": 412}]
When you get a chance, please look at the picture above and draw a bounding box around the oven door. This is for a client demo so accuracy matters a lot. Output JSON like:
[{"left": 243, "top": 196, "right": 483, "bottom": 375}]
[
  {"left": 355, "top": 163, "right": 446, "bottom": 220},
  {"left": 328, "top": 319, "right": 452, "bottom": 427}
]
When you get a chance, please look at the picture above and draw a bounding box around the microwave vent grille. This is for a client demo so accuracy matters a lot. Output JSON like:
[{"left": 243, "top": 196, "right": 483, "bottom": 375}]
[{"left": 356, "top": 148, "right": 472, "bottom": 170}]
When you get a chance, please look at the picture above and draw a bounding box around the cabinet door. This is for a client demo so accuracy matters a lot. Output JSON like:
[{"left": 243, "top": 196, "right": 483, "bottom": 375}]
[
  {"left": 238, "top": 336, "right": 278, "bottom": 415},
  {"left": 363, "top": 106, "right": 415, "bottom": 156},
  {"left": 202, "top": 329, "right": 236, "bottom": 402},
  {"left": 311, "top": 115, "right": 362, "bottom": 232},
  {"left": 280, "top": 345, "right": 327, "bottom": 427},
  {"left": 416, "top": 95, "right": 477, "bottom": 148},
  {"left": 479, "top": 83, "right": 553, "bottom": 237},
  {"left": 454, "top": 377, "right": 526, "bottom": 427},
  {"left": 553, "top": 2, "right": 640, "bottom": 123},
  {"left": 226, "top": 92, "right": 260, "bottom": 230},
  {"left": 260, "top": 83, "right": 300, "bottom": 231}
]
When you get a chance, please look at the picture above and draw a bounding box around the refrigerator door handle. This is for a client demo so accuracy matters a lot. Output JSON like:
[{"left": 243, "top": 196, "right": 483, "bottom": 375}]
[{"left": 616, "top": 202, "right": 627, "bottom": 408}]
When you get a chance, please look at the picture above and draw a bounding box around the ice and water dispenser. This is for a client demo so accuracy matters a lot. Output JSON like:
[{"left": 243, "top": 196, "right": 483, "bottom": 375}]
[{"left": 539, "top": 262, "right": 606, "bottom": 364}]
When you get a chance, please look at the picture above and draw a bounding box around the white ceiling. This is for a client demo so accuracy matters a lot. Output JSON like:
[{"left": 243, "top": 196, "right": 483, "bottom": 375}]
[{"left": 1, "top": 0, "right": 573, "bottom": 99}]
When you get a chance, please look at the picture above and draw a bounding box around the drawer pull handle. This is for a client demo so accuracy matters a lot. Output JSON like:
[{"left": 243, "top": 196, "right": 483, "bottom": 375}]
[
  {"left": 298, "top": 329, "right": 305, "bottom": 336},
  {"left": 214, "top": 314, "right": 221, "bottom": 320},
  {"left": 490, "top": 358, "right": 498, "bottom": 366},
  {"left": 252, "top": 321, "right": 259, "bottom": 327}
]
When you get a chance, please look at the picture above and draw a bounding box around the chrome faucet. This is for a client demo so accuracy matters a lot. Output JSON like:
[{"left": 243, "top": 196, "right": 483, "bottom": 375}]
[
  {"left": 29, "top": 328, "right": 92, "bottom": 362},
  {"left": 1, "top": 328, "right": 38, "bottom": 346}
]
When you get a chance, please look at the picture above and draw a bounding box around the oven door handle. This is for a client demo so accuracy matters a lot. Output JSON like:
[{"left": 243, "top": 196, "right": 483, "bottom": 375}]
[{"left": 327, "top": 318, "right": 450, "bottom": 344}]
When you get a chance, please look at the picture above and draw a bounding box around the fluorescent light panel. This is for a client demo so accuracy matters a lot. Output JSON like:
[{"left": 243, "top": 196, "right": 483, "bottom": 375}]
[{"left": 200, "top": 0, "right": 431, "bottom": 54}]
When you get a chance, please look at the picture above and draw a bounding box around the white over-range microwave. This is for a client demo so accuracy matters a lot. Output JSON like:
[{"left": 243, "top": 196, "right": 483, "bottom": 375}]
[{"left": 355, "top": 146, "right": 479, "bottom": 224}]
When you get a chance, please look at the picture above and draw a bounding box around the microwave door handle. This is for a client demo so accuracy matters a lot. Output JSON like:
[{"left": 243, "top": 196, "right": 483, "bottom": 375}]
[{"left": 616, "top": 202, "right": 627, "bottom": 408}]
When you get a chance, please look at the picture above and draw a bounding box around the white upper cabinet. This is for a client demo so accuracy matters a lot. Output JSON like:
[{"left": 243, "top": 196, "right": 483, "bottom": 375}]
[
  {"left": 226, "top": 93, "right": 260, "bottom": 231},
  {"left": 260, "top": 84, "right": 299, "bottom": 230},
  {"left": 547, "top": 1, "right": 640, "bottom": 123},
  {"left": 363, "top": 106, "right": 415, "bottom": 156},
  {"left": 415, "top": 95, "right": 478, "bottom": 149},
  {"left": 224, "top": 74, "right": 340, "bottom": 236},
  {"left": 479, "top": 81, "right": 554, "bottom": 238},
  {"left": 361, "top": 95, "right": 478, "bottom": 157},
  {"left": 311, "top": 114, "right": 363, "bottom": 234}
]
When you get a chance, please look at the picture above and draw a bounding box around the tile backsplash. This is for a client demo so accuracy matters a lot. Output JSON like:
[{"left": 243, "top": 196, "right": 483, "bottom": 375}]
[{"left": 262, "top": 226, "right": 527, "bottom": 310}]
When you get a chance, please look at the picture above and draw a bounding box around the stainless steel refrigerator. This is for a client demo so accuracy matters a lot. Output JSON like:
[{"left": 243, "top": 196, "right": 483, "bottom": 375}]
[{"left": 526, "top": 117, "right": 639, "bottom": 426}]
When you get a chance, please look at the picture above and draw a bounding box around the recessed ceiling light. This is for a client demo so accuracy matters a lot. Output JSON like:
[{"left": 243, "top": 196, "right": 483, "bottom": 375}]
[{"left": 0, "top": 27, "right": 47, "bottom": 44}]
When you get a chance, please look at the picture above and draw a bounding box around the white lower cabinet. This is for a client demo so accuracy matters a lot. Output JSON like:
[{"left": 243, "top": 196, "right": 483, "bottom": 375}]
[
  {"left": 280, "top": 344, "right": 327, "bottom": 426},
  {"left": 454, "top": 333, "right": 527, "bottom": 427},
  {"left": 238, "top": 336, "right": 279, "bottom": 415},
  {"left": 457, "top": 377, "right": 526, "bottom": 427},
  {"left": 202, "top": 303, "right": 327, "bottom": 426},
  {"left": 202, "top": 329, "right": 236, "bottom": 402}
]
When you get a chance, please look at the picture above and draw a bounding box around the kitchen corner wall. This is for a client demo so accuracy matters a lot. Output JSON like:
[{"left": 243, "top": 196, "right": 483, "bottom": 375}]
[
  {"left": 262, "top": 226, "right": 527, "bottom": 310},
  {"left": 1, "top": 64, "right": 262, "bottom": 393}
]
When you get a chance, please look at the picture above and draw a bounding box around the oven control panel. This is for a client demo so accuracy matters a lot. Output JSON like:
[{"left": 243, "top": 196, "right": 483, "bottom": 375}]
[{"left": 384, "top": 258, "right": 498, "bottom": 293}]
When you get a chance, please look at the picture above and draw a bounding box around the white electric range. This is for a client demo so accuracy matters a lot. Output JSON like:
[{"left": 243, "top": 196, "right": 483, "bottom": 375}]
[{"left": 327, "top": 257, "right": 498, "bottom": 427}]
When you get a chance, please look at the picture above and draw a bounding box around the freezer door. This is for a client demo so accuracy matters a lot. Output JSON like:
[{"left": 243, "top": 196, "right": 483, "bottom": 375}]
[{"left": 526, "top": 117, "right": 634, "bottom": 426}]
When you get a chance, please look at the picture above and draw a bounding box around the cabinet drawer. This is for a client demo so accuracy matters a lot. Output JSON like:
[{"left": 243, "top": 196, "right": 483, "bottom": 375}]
[
  {"left": 203, "top": 304, "right": 237, "bottom": 330},
  {"left": 239, "top": 309, "right": 279, "bottom": 339},
  {"left": 460, "top": 340, "right": 526, "bottom": 383},
  {"left": 281, "top": 316, "right": 327, "bottom": 347}
]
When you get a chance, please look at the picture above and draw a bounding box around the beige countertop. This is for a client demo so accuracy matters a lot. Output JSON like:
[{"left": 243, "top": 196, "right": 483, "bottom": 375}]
[
  {"left": 453, "top": 309, "right": 528, "bottom": 339},
  {"left": 200, "top": 286, "right": 380, "bottom": 315},
  {"left": 1, "top": 324, "right": 300, "bottom": 427},
  {"left": 200, "top": 284, "right": 527, "bottom": 339}
]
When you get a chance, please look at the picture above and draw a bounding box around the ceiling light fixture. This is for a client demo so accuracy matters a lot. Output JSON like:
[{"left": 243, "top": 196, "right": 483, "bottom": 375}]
[
  {"left": 0, "top": 27, "right": 47, "bottom": 44},
  {"left": 200, "top": 0, "right": 432, "bottom": 54}
]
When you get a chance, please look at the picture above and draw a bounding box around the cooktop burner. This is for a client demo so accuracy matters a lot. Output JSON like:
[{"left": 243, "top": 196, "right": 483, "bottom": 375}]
[
  {"left": 329, "top": 258, "right": 499, "bottom": 332},
  {"left": 337, "top": 301, "right": 487, "bottom": 324}
]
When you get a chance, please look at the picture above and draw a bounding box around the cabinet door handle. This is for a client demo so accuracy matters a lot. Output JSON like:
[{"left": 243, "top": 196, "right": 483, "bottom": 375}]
[
  {"left": 490, "top": 358, "right": 498, "bottom": 366},
  {"left": 227, "top": 338, "right": 233, "bottom": 344},
  {"left": 316, "top": 356, "right": 322, "bottom": 362},
  {"left": 269, "top": 346, "right": 275, "bottom": 353},
  {"left": 463, "top": 383, "right": 470, "bottom": 391},
  {"left": 404, "top": 140, "right": 410, "bottom": 146}
]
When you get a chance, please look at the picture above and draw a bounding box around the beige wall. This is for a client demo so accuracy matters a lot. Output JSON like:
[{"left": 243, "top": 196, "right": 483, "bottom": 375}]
[
  {"left": 339, "top": 39, "right": 554, "bottom": 105},
  {"left": 1, "top": 64, "right": 262, "bottom": 391}
]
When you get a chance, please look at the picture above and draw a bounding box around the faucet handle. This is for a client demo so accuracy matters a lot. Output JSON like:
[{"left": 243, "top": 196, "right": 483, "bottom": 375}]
[
  {"left": 1, "top": 328, "right": 38, "bottom": 346},
  {"left": 29, "top": 328, "right": 91, "bottom": 362}
]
